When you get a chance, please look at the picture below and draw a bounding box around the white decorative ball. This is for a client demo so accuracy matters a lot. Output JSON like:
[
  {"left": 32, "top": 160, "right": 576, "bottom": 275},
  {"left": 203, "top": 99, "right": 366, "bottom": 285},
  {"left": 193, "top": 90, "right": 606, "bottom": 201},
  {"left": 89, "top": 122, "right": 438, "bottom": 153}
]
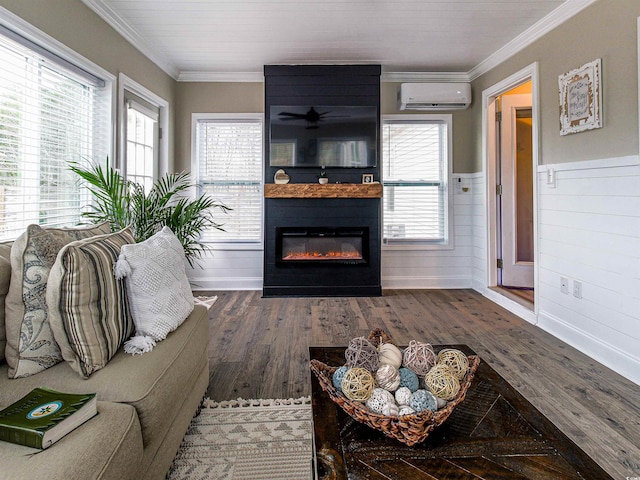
[
  {"left": 398, "top": 406, "right": 416, "bottom": 416},
  {"left": 382, "top": 402, "right": 399, "bottom": 416},
  {"left": 394, "top": 386, "right": 412, "bottom": 406},
  {"left": 378, "top": 343, "right": 403, "bottom": 369},
  {"left": 365, "top": 388, "right": 395, "bottom": 414}
]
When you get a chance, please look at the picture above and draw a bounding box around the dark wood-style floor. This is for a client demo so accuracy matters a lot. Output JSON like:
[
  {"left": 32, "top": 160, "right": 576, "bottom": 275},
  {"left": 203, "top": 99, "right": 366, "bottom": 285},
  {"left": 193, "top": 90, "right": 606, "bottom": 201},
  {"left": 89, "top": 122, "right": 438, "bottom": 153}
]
[{"left": 200, "top": 289, "right": 640, "bottom": 479}]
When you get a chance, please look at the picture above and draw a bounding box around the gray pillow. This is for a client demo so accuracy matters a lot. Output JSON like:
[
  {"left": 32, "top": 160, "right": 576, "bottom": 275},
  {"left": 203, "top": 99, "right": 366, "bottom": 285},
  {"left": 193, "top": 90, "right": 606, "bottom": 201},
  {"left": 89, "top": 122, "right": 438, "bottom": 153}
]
[
  {"left": 0, "top": 242, "right": 12, "bottom": 364},
  {"left": 4, "top": 222, "right": 111, "bottom": 378}
]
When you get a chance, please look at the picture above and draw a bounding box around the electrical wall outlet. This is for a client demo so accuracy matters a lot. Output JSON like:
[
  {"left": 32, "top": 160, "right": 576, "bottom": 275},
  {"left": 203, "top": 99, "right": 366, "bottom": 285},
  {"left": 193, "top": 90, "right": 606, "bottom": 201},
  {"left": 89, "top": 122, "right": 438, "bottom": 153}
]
[
  {"left": 573, "top": 280, "right": 582, "bottom": 299},
  {"left": 560, "top": 277, "right": 569, "bottom": 294}
]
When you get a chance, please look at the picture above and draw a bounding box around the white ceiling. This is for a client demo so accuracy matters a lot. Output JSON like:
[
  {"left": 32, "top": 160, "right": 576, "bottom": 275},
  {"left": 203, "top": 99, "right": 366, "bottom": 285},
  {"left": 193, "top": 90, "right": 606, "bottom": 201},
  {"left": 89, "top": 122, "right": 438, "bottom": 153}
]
[{"left": 81, "top": 0, "right": 596, "bottom": 81}]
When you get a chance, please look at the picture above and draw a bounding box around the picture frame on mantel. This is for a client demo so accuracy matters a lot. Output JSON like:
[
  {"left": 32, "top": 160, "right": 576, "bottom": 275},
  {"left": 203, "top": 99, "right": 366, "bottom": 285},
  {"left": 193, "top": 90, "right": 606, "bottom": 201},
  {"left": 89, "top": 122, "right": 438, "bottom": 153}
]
[
  {"left": 362, "top": 174, "right": 374, "bottom": 184},
  {"left": 558, "top": 58, "right": 602, "bottom": 136}
]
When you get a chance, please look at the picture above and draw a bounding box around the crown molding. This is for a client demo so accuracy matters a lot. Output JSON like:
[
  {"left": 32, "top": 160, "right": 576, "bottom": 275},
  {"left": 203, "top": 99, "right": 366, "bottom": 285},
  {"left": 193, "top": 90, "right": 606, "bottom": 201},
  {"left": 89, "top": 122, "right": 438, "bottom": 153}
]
[
  {"left": 177, "top": 70, "right": 473, "bottom": 83},
  {"left": 381, "top": 71, "right": 471, "bottom": 83},
  {"left": 468, "top": 0, "right": 599, "bottom": 81},
  {"left": 81, "top": 0, "right": 179, "bottom": 79},
  {"left": 178, "top": 71, "right": 264, "bottom": 83}
]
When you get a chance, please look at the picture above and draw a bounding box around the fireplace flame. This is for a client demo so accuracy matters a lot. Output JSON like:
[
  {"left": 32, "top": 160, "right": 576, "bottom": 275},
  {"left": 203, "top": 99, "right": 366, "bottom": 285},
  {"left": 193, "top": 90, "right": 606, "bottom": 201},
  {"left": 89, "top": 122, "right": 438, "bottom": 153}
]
[{"left": 283, "top": 250, "right": 362, "bottom": 261}]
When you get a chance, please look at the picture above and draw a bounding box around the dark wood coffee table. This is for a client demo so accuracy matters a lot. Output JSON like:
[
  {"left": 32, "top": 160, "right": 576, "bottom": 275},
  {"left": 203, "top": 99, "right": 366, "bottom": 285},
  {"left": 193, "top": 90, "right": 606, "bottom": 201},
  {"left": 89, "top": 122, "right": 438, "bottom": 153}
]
[{"left": 310, "top": 345, "right": 613, "bottom": 480}]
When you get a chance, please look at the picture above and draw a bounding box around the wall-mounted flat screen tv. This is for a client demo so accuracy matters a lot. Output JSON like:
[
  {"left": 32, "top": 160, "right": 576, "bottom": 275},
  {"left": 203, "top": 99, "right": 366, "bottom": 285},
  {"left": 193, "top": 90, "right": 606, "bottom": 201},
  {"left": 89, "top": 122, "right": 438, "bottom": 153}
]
[{"left": 269, "top": 105, "right": 377, "bottom": 168}]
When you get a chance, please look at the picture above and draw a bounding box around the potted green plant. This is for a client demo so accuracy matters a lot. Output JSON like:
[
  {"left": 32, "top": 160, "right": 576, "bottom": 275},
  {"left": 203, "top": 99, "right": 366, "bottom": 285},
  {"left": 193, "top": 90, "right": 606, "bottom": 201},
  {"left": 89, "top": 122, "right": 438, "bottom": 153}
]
[
  {"left": 318, "top": 166, "right": 328, "bottom": 184},
  {"left": 69, "top": 158, "right": 230, "bottom": 267}
]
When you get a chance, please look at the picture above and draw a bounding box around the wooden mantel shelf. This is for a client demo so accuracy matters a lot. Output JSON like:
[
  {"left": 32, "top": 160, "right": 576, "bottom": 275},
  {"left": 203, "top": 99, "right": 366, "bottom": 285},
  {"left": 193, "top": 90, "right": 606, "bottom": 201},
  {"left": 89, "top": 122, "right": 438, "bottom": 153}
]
[{"left": 264, "top": 183, "right": 382, "bottom": 199}]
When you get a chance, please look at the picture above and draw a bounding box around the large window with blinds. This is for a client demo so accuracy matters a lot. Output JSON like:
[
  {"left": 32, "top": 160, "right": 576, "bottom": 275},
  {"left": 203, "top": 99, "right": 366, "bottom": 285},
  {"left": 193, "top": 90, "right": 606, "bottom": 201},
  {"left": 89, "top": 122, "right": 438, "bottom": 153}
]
[
  {"left": 382, "top": 115, "right": 452, "bottom": 246},
  {"left": 193, "top": 115, "right": 263, "bottom": 245},
  {"left": 0, "top": 23, "right": 111, "bottom": 241}
]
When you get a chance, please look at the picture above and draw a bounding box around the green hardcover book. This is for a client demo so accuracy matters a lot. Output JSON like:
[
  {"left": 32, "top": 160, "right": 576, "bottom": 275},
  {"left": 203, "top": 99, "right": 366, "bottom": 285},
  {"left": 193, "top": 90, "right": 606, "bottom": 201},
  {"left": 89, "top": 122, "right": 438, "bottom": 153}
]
[{"left": 0, "top": 387, "right": 97, "bottom": 449}]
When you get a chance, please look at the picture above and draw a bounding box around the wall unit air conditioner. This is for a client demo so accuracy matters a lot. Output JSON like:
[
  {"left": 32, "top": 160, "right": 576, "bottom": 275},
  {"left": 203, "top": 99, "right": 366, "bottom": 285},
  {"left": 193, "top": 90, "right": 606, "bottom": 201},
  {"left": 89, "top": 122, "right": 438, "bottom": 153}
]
[{"left": 398, "top": 82, "right": 472, "bottom": 110}]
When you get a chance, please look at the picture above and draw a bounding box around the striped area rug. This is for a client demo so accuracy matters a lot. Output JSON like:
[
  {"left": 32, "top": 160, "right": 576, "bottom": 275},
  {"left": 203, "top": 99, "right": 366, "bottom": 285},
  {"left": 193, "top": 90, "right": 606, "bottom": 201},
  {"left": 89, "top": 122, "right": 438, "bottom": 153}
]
[{"left": 167, "top": 397, "right": 313, "bottom": 480}]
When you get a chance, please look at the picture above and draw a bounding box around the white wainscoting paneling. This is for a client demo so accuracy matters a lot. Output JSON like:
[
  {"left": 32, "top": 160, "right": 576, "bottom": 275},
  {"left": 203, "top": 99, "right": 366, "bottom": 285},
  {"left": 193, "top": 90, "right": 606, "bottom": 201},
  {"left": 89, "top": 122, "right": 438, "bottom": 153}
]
[
  {"left": 187, "top": 248, "right": 263, "bottom": 291},
  {"left": 381, "top": 173, "right": 477, "bottom": 289},
  {"left": 535, "top": 155, "right": 640, "bottom": 385}
]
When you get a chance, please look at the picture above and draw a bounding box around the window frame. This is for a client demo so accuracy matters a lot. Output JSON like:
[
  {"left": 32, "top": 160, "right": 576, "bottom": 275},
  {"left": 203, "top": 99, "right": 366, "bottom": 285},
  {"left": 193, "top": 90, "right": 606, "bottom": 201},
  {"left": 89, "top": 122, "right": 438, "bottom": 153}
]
[
  {"left": 191, "top": 112, "right": 264, "bottom": 251},
  {"left": 381, "top": 114, "right": 454, "bottom": 251},
  {"left": 118, "top": 73, "right": 168, "bottom": 183}
]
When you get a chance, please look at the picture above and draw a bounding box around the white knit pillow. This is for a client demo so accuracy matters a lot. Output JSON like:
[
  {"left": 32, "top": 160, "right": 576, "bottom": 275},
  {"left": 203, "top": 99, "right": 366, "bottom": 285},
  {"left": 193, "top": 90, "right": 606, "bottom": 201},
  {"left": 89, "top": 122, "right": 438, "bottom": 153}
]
[{"left": 115, "top": 227, "right": 194, "bottom": 354}]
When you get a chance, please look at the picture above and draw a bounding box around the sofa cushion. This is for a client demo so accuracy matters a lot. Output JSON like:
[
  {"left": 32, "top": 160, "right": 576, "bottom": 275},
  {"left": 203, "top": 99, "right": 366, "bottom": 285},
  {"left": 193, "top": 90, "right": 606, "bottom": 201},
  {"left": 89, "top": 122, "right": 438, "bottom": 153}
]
[
  {"left": 4, "top": 222, "right": 111, "bottom": 378},
  {"left": 0, "top": 304, "right": 209, "bottom": 448},
  {"left": 0, "top": 242, "right": 12, "bottom": 364},
  {"left": 47, "top": 228, "right": 135, "bottom": 379},
  {"left": 0, "top": 400, "right": 142, "bottom": 480}
]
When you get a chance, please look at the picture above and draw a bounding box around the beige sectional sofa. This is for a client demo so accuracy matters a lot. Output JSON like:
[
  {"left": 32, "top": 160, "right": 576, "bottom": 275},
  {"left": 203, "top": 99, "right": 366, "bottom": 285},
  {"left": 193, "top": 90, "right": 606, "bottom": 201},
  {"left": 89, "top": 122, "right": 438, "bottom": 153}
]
[{"left": 0, "top": 229, "right": 210, "bottom": 480}]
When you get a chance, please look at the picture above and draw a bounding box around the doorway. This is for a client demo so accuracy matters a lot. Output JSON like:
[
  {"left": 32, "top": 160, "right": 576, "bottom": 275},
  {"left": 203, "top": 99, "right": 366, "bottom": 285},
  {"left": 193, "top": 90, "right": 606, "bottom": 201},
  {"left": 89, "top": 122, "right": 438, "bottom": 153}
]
[
  {"left": 482, "top": 64, "right": 539, "bottom": 316},
  {"left": 497, "top": 89, "right": 534, "bottom": 298}
]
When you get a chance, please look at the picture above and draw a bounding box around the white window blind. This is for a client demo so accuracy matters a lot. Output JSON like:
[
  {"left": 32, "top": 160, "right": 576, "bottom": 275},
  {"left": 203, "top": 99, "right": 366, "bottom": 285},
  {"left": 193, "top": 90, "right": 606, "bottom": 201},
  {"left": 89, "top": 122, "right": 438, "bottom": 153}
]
[
  {"left": 382, "top": 119, "right": 450, "bottom": 244},
  {"left": 195, "top": 118, "right": 263, "bottom": 243},
  {"left": 0, "top": 27, "right": 110, "bottom": 240}
]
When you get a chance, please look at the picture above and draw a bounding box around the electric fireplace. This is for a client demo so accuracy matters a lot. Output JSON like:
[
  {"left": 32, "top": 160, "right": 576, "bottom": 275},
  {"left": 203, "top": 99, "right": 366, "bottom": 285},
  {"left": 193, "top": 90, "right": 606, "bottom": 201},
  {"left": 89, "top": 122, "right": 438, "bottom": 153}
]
[{"left": 276, "top": 227, "right": 368, "bottom": 264}]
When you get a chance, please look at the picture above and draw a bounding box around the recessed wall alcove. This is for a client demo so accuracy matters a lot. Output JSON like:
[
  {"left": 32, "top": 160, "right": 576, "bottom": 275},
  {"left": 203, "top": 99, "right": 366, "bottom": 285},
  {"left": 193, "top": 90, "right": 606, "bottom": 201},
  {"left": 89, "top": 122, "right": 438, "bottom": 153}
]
[{"left": 262, "top": 65, "right": 382, "bottom": 297}]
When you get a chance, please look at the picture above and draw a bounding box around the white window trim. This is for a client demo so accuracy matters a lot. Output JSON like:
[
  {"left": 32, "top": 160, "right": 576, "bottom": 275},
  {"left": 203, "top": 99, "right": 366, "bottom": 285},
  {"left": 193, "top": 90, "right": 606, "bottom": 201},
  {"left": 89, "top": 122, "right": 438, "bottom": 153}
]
[
  {"left": 191, "top": 112, "right": 264, "bottom": 251},
  {"left": 118, "top": 73, "right": 169, "bottom": 177},
  {"left": 0, "top": 6, "right": 116, "bottom": 159},
  {"left": 381, "top": 113, "right": 454, "bottom": 251}
]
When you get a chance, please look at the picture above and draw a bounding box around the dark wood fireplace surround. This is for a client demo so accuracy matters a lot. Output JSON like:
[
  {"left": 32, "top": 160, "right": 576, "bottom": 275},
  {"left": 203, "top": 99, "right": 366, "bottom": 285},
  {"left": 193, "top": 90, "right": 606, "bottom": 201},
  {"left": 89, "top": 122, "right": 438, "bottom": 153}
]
[{"left": 263, "top": 65, "right": 382, "bottom": 297}]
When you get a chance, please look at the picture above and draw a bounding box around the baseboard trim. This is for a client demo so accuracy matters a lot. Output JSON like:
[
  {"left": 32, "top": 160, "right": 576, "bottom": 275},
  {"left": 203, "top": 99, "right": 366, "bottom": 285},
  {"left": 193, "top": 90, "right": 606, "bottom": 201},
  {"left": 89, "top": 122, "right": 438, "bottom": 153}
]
[
  {"left": 188, "top": 277, "right": 262, "bottom": 291},
  {"left": 537, "top": 310, "right": 640, "bottom": 386},
  {"left": 474, "top": 286, "right": 537, "bottom": 325},
  {"left": 382, "top": 275, "right": 472, "bottom": 290}
]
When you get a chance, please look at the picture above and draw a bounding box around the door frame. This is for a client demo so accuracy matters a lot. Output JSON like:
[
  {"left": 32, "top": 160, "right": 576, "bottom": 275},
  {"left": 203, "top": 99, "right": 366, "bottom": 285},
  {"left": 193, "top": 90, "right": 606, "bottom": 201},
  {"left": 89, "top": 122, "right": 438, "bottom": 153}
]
[{"left": 482, "top": 62, "right": 540, "bottom": 321}]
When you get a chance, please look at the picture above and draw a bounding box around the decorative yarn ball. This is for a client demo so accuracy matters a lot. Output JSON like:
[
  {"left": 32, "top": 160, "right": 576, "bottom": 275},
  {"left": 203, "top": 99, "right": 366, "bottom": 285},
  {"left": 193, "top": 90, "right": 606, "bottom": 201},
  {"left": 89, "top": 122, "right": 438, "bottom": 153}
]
[
  {"left": 437, "top": 349, "right": 469, "bottom": 380},
  {"left": 424, "top": 364, "right": 460, "bottom": 401},
  {"left": 398, "top": 367, "right": 420, "bottom": 392},
  {"left": 341, "top": 368, "right": 376, "bottom": 402},
  {"left": 402, "top": 340, "right": 437, "bottom": 376},
  {"left": 332, "top": 365, "right": 349, "bottom": 391},
  {"left": 345, "top": 337, "right": 379, "bottom": 372},
  {"left": 398, "top": 406, "right": 416, "bottom": 416},
  {"left": 365, "top": 388, "right": 395, "bottom": 414},
  {"left": 378, "top": 343, "right": 403, "bottom": 369},
  {"left": 409, "top": 389, "right": 438, "bottom": 413},
  {"left": 394, "top": 386, "right": 412, "bottom": 406},
  {"left": 382, "top": 402, "right": 399, "bottom": 417},
  {"left": 375, "top": 364, "right": 401, "bottom": 392}
]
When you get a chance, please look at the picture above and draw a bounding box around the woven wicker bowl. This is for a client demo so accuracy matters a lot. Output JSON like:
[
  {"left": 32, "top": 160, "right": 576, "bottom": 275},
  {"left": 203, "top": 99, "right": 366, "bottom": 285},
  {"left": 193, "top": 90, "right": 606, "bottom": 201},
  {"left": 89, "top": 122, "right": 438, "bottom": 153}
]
[{"left": 310, "top": 331, "right": 480, "bottom": 446}]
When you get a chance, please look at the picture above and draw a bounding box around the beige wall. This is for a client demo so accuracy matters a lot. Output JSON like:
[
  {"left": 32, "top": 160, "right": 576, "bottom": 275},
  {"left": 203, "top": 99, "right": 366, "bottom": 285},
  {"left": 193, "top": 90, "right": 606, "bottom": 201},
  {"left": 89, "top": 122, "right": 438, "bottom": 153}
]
[
  {"left": 469, "top": 0, "right": 640, "bottom": 171},
  {"left": 381, "top": 82, "right": 476, "bottom": 173},
  {"left": 0, "top": 0, "right": 177, "bottom": 167},
  {"left": 174, "top": 82, "right": 264, "bottom": 172}
]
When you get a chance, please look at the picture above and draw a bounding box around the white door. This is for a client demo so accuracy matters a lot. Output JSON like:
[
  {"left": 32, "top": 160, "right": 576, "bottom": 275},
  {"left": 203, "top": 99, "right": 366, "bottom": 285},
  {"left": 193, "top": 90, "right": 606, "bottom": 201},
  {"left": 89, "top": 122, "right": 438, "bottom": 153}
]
[{"left": 498, "top": 94, "right": 534, "bottom": 288}]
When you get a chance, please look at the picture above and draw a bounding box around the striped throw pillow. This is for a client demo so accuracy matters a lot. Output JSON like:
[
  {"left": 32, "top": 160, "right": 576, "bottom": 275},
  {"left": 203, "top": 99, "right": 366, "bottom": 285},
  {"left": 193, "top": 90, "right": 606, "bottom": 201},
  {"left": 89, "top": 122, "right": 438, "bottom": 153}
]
[{"left": 47, "top": 228, "right": 135, "bottom": 378}]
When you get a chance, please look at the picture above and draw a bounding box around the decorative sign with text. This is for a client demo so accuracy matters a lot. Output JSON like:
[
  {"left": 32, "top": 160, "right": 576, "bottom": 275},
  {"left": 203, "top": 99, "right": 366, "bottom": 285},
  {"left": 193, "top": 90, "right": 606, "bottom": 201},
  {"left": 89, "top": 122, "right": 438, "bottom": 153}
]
[{"left": 558, "top": 59, "right": 602, "bottom": 136}]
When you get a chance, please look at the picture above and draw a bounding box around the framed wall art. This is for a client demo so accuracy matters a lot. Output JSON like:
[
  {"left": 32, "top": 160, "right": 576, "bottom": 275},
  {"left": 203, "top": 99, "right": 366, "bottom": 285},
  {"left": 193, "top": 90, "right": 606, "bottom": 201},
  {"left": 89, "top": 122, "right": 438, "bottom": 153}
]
[{"left": 558, "top": 58, "right": 602, "bottom": 136}]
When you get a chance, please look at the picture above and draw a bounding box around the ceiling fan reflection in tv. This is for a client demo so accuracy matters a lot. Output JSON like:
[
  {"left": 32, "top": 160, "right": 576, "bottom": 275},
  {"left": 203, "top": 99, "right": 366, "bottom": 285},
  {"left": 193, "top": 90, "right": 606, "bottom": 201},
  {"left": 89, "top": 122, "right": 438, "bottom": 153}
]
[{"left": 277, "top": 106, "right": 347, "bottom": 129}]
